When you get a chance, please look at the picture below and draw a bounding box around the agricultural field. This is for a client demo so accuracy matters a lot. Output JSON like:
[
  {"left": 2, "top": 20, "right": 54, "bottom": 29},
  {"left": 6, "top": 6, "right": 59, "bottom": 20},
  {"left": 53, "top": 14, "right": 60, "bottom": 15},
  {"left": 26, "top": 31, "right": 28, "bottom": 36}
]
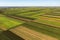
[
  {"left": 0, "top": 7, "right": 60, "bottom": 40},
  {"left": 0, "top": 14, "right": 24, "bottom": 30}
]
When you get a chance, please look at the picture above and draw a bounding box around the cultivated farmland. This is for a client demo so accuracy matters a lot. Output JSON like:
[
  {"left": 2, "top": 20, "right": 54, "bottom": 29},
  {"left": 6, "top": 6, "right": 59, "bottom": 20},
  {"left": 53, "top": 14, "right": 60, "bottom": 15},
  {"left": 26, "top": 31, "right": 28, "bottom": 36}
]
[{"left": 0, "top": 7, "right": 60, "bottom": 40}]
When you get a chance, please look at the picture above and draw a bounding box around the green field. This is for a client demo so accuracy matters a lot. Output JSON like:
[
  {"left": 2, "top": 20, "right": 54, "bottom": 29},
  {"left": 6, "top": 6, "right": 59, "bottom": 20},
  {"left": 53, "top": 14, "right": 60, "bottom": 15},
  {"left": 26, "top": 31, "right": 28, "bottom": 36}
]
[{"left": 0, "top": 14, "right": 24, "bottom": 30}]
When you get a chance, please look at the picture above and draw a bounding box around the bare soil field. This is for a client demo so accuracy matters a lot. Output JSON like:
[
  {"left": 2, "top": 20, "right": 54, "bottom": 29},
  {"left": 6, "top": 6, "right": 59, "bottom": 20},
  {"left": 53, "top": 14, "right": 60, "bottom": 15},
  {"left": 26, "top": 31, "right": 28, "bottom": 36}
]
[{"left": 10, "top": 26, "right": 58, "bottom": 40}]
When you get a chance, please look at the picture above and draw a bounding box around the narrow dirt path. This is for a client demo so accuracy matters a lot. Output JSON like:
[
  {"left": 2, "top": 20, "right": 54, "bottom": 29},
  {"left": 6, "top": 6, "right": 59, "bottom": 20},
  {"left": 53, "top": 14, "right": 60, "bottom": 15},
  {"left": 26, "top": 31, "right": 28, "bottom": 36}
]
[{"left": 5, "top": 15, "right": 33, "bottom": 22}]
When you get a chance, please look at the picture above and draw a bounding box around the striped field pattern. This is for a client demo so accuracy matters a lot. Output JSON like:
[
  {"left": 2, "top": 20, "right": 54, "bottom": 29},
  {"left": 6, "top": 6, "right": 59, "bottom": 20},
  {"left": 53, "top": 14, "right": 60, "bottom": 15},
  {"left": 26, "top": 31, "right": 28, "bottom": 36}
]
[{"left": 0, "top": 7, "right": 60, "bottom": 40}]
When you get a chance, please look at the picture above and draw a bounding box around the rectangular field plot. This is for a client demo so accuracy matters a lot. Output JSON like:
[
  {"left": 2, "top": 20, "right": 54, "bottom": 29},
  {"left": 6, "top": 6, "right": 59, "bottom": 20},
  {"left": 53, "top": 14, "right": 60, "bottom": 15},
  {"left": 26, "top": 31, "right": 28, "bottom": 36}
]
[
  {"left": 10, "top": 26, "right": 58, "bottom": 40},
  {"left": 0, "top": 14, "right": 24, "bottom": 30},
  {"left": 35, "top": 16, "right": 60, "bottom": 27}
]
